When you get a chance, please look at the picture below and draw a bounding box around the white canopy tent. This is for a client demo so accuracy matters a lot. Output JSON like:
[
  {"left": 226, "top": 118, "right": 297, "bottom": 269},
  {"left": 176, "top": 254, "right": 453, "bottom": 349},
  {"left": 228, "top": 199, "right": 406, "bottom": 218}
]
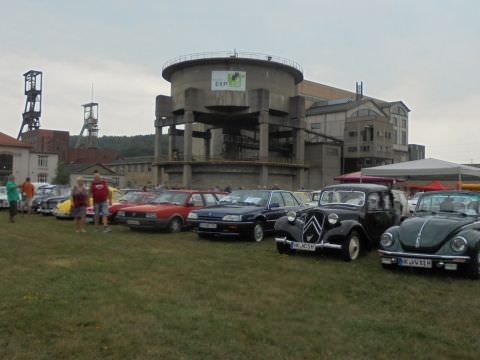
[{"left": 361, "top": 158, "right": 480, "bottom": 182}]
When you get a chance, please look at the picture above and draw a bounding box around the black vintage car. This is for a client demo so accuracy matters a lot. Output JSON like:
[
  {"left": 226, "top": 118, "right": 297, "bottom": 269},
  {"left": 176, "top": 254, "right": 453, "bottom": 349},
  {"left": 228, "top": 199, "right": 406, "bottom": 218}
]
[
  {"left": 275, "top": 184, "right": 398, "bottom": 261},
  {"left": 379, "top": 191, "right": 480, "bottom": 279},
  {"left": 187, "top": 189, "right": 305, "bottom": 242}
]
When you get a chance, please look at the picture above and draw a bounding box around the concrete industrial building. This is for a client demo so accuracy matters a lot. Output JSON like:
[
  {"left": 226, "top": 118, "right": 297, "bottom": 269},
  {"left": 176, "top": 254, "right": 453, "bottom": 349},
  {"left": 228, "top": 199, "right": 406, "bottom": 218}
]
[{"left": 153, "top": 52, "right": 342, "bottom": 190}]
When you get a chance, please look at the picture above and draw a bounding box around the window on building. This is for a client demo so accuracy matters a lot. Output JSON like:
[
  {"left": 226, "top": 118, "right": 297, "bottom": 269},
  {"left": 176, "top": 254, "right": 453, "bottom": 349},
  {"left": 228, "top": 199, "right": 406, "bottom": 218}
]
[
  {"left": 351, "top": 109, "right": 380, "bottom": 118},
  {"left": 37, "top": 173, "right": 48, "bottom": 183},
  {"left": 361, "top": 145, "right": 370, "bottom": 152},
  {"left": 393, "top": 117, "right": 398, "bottom": 126},
  {"left": 402, "top": 131, "right": 407, "bottom": 145},
  {"left": 311, "top": 123, "right": 322, "bottom": 129},
  {"left": 394, "top": 130, "right": 398, "bottom": 143},
  {"left": 402, "top": 119, "right": 407, "bottom": 128},
  {"left": 38, "top": 155, "right": 48, "bottom": 168},
  {"left": 326, "top": 147, "right": 339, "bottom": 156},
  {"left": 348, "top": 131, "right": 357, "bottom": 137},
  {"left": 140, "top": 164, "right": 145, "bottom": 172},
  {"left": 347, "top": 146, "right": 357, "bottom": 153}
]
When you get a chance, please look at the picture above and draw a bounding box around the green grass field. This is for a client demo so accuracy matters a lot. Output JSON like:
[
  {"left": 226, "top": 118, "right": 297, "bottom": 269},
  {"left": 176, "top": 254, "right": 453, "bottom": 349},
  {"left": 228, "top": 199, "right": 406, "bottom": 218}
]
[{"left": 1, "top": 212, "right": 479, "bottom": 359}]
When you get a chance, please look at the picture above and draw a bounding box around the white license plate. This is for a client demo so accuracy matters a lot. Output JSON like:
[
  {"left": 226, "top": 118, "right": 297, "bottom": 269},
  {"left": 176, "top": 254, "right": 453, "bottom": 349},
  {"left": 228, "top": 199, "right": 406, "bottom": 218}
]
[
  {"left": 291, "top": 242, "right": 316, "bottom": 251},
  {"left": 398, "top": 257, "right": 432, "bottom": 268},
  {"left": 199, "top": 223, "right": 217, "bottom": 229},
  {"left": 127, "top": 220, "right": 140, "bottom": 226}
]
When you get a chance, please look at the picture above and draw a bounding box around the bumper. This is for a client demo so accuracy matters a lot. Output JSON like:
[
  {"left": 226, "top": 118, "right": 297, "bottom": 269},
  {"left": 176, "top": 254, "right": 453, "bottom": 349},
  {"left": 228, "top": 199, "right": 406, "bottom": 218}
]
[
  {"left": 275, "top": 236, "right": 342, "bottom": 250},
  {"left": 119, "top": 217, "right": 169, "bottom": 229},
  {"left": 53, "top": 210, "right": 73, "bottom": 218},
  {"left": 189, "top": 220, "right": 255, "bottom": 236},
  {"left": 378, "top": 249, "right": 470, "bottom": 270}
]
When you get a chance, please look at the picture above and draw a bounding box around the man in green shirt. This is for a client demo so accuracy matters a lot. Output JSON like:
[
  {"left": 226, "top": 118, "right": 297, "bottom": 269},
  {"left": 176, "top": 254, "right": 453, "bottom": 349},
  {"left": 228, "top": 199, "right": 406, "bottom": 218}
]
[{"left": 6, "top": 174, "right": 20, "bottom": 223}]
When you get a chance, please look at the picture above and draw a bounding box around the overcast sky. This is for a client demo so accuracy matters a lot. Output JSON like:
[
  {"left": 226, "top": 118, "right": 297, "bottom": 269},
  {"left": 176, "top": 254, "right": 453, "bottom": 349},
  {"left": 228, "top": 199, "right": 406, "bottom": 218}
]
[{"left": 1, "top": 0, "right": 479, "bottom": 162}]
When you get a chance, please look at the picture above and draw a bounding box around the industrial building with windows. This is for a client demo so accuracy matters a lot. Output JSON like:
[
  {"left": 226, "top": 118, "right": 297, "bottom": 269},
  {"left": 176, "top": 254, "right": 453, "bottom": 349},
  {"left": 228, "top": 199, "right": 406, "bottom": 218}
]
[{"left": 152, "top": 52, "right": 421, "bottom": 190}]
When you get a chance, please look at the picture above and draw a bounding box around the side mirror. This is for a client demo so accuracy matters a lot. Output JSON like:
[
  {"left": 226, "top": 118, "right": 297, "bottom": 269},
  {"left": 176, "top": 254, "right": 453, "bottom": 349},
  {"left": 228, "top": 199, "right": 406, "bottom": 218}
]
[{"left": 269, "top": 202, "right": 280, "bottom": 209}]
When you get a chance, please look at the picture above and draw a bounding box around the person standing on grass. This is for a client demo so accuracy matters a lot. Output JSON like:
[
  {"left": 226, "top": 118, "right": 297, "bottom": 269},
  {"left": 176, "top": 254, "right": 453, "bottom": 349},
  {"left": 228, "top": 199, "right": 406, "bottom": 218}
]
[
  {"left": 71, "top": 176, "right": 88, "bottom": 233},
  {"left": 21, "top": 177, "right": 35, "bottom": 215},
  {"left": 6, "top": 175, "right": 20, "bottom": 223},
  {"left": 90, "top": 170, "right": 112, "bottom": 233}
]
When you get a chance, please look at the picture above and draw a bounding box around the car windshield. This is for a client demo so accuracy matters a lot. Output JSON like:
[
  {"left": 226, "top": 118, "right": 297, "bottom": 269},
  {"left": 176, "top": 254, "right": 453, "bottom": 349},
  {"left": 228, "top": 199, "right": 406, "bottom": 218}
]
[
  {"left": 319, "top": 190, "right": 365, "bottom": 207},
  {"left": 120, "top": 192, "right": 158, "bottom": 204},
  {"left": 151, "top": 191, "right": 189, "bottom": 205},
  {"left": 416, "top": 193, "right": 480, "bottom": 216},
  {"left": 312, "top": 192, "right": 321, "bottom": 202},
  {"left": 219, "top": 190, "right": 270, "bottom": 206}
]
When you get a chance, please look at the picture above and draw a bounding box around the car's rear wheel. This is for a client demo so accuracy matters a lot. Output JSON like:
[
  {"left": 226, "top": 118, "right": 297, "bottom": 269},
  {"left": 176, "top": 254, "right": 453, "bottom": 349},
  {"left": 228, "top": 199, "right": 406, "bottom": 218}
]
[
  {"left": 251, "top": 221, "right": 265, "bottom": 242},
  {"left": 168, "top": 217, "right": 182, "bottom": 233},
  {"left": 341, "top": 231, "right": 362, "bottom": 261},
  {"left": 465, "top": 247, "right": 480, "bottom": 280}
]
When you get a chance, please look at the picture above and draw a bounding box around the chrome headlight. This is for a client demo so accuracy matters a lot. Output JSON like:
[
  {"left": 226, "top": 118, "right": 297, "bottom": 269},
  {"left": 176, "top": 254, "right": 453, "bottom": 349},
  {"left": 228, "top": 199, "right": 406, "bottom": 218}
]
[
  {"left": 222, "top": 214, "right": 242, "bottom": 221},
  {"left": 187, "top": 212, "right": 198, "bottom": 220},
  {"left": 327, "top": 213, "right": 339, "bottom": 225},
  {"left": 287, "top": 211, "right": 297, "bottom": 223},
  {"left": 451, "top": 236, "right": 467, "bottom": 252},
  {"left": 117, "top": 211, "right": 125, "bottom": 217},
  {"left": 145, "top": 212, "right": 157, "bottom": 219},
  {"left": 380, "top": 232, "right": 394, "bottom": 248}
]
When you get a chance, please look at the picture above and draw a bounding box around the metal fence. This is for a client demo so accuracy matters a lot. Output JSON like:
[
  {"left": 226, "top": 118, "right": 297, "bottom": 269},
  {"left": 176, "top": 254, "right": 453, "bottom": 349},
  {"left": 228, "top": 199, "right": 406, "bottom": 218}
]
[{"left": 162, "top": 51, "right": 303, "bottom": 74}]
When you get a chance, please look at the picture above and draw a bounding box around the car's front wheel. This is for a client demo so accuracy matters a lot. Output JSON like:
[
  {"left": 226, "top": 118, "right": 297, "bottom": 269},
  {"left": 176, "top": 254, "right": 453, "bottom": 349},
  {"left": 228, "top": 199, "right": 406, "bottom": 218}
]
[
  {"left": 168, "top": 217, "right": 183, "bottom": 233},
  {"left": 251, "top": 221, "right": 265, "bottom": 242},
  {"left": 465, "top": 247, "right": 480, "bottom": 280},
  {"left": 341, "top": 231, "right": 362, "bottom": 261}
]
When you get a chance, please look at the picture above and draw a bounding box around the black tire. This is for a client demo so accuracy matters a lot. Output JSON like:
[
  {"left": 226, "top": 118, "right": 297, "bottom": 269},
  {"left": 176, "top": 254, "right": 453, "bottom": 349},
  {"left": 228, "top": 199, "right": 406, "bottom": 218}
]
[
  {"left": 168, "top": 217, "right": 183, "bottom": 233},
  {"left": 276, "top": 242, "right": 294, "bottom": 255},
  {"left": 464, "top": 247, "right": 480, "bottom": 280},
  {"left": 251, "top": 221, "right": 265, "bottom": 242},
  {"left": 341, "top": 231, "right": 362, "bottom": 261},
  {"left": 198, "top": 233, "right": 211, "bottom": 239}
]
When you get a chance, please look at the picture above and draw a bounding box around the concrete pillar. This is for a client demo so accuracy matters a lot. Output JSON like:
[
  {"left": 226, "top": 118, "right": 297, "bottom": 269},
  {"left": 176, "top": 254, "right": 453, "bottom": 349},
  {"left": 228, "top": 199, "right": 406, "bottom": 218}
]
[
  {"left": 204, "top": 129, "right": 211, "bottom": 160},
  {"left": 258, "top": 110, "right": 269, "bottom": 162},
  {"left": 260, "top": 165, "right": 269, "bottom": 187},
  {"left": 183, "top": 110, "right": 194, "bottom": 188},
  {"left": 153, "top": 123, "right": 162, "bottom": 186},
  {"left": 168, "top": 125, "right": 176, "bottom": 160},
  {"left": 295, "top": 119, "right": 306, "bottom": 189}
]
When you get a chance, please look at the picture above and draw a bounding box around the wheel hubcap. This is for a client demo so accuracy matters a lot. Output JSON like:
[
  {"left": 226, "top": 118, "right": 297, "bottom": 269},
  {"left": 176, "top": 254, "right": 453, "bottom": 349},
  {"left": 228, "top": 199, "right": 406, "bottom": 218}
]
[
  {"left": 254, "top": 225, "right": 263, "bottom": 241},
  {"left": 171, "top": 220, "right": 180, "bottom": 232},
  {"left": 349, "top": 236, "right": 360, "bottom": 260}
]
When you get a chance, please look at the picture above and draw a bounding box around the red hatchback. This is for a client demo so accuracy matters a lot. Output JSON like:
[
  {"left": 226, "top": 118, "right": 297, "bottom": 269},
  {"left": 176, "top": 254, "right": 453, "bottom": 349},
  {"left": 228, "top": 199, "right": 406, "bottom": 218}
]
[
  {"left": 117, "top": 190, "right": 226, "bottom": 232},
  {"left": 86, "top": 191, "right": 158, "bottom": 223}
]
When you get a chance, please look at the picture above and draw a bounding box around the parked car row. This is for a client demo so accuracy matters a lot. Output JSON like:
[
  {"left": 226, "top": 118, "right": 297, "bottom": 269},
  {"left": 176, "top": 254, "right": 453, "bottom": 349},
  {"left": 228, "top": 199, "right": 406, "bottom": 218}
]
[{"left": 19, "top": 182, "right": 480, "bottom": 280}]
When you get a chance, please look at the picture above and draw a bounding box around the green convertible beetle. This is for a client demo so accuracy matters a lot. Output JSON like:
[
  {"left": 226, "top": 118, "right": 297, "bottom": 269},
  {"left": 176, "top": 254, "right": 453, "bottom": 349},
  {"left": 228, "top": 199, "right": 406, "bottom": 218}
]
[{"left": 379, "top": 191, "right": 480, "bottom": 279}]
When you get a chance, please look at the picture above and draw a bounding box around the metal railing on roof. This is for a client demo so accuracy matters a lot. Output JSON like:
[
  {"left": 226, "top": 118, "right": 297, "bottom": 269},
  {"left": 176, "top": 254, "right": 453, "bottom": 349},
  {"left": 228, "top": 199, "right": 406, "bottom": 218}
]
[{"left": 162, "top": 51, "right": 303, "bottom": 74}]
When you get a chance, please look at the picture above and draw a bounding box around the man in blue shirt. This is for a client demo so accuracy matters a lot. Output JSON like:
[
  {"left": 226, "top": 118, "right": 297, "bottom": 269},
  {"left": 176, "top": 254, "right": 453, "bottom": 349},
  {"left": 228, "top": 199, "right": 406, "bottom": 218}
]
[{"left": 6, "top": 174, "right": 20, "bottom": 223}]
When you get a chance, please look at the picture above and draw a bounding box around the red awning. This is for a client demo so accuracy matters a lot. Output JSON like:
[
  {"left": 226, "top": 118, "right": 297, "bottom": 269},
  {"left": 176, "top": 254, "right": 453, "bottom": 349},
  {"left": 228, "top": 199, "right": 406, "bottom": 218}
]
[
  {"left": 334, "top": 171, "right": 402, "bottom": 184},
  {"left": 409, "top": 180, "right": 451, "bottom": 191}
]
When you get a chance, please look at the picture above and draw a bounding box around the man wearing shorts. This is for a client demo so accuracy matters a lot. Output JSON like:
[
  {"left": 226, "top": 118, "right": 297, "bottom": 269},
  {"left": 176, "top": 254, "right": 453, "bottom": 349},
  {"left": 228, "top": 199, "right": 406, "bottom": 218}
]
[
  {"left": 6, "top": 175, "right": 20, "bottom": 223},
  {"left": 21, "top": 177, "right": 35, "bottom": 214},
  {"left": 90, "top": 171, "right": 112, "bottom": 232}
]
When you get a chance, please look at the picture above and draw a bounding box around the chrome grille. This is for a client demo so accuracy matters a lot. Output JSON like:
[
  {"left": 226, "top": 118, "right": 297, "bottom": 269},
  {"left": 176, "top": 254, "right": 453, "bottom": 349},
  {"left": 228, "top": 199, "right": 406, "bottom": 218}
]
[{"left": 301, "top": 214, "right": 324, "bottom": 243}]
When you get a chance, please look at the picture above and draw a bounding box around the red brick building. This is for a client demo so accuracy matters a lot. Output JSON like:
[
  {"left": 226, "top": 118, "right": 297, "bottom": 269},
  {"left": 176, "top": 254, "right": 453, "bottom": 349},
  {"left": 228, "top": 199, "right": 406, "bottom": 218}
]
[{"left": 22, "top": 129, "right": 69, "bottom": 162}]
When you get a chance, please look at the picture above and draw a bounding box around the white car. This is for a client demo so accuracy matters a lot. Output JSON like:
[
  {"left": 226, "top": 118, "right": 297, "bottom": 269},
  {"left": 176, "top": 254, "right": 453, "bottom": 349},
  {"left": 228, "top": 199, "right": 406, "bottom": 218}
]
[
  {"left": 408, "top": 192, "right": 424, "bottom": 213},
  {"left": 0, "top": 186, "right": 9, "bottom": 208}
]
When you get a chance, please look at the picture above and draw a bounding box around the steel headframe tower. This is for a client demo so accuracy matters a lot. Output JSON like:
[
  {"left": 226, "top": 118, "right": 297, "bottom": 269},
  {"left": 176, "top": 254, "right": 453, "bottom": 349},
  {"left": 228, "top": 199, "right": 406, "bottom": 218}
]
[
  {"left": 17, "top": 70, "right": 43, "bottom": 139},
  {"left": 75, "top": 102, "right": 99, "bottom": 148}
]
